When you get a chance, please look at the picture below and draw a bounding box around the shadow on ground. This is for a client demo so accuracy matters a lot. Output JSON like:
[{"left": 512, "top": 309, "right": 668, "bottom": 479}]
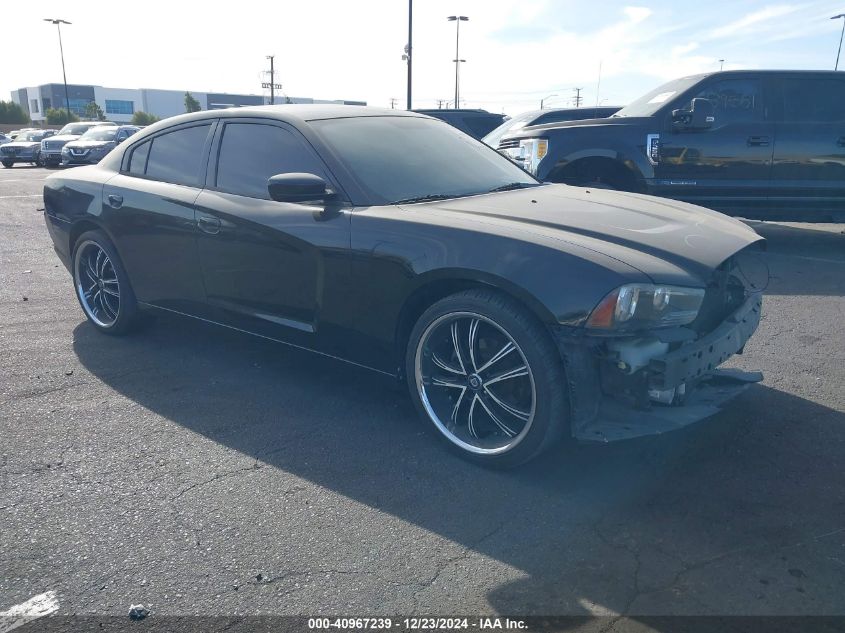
[{"left": 72, "top": 313, "right": 845, "bottom": 617}]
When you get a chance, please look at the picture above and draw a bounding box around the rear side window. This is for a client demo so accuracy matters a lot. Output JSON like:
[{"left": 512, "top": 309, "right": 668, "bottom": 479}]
[
  {"left": 144, "top": 124, "right": 211, "bottom": 186},
  {"left": 128, "top": 141, "right": 150, "bottom": 175},
  {"left": 782, "top": 78, "right": 845, "bottom": 122},
  {"left": 215, "top": 122, "right": 328, "bottom": 199},
  {"left": 463, "top": 116, "right": 501, "bottom": 139},
  {"left": 682, "top": 79, "right": 764, "bottom": 125}
]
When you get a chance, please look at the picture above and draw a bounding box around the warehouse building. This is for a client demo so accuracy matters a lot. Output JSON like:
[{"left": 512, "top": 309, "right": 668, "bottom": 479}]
[{"left": 11, "top": 83, "right": 365, "bottom": 123}]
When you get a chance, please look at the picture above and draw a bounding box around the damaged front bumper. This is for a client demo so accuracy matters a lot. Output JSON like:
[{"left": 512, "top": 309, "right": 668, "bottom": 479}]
[{"left": 556, "top": 292, "right": 763, "bottom": 443}]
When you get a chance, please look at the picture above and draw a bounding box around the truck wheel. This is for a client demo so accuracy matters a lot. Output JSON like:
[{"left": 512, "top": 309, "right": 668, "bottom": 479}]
[{"left": 2, "top": 160, "right": 13, "bottom": 168}]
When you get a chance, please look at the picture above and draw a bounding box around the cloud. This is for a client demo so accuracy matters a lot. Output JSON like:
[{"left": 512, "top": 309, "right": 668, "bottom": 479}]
[
  {"left": 707, "top": 4, "right": 804, "bottom": 39},
  {"left": 623, "top": 6, "right": 653, "bottom": 24}
]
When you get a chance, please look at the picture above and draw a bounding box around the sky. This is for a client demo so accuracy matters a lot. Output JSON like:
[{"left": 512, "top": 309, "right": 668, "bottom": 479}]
[{"left": 4, "top": 0, "right": 844, "bottom": 116}]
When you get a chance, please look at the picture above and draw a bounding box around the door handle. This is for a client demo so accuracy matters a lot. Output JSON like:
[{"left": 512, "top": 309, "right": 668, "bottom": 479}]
[
  {"left": 106, "top": 194, "right": 123, "bottom": 209},
  {"left": 837, "top": 137, "right": 845, "bottom": 147},
  {"left": 197, "top": 216, "right": 221, "bottom": 235},
  {"left": 746, "top": 136, "right": 770, "bottom": 147}
]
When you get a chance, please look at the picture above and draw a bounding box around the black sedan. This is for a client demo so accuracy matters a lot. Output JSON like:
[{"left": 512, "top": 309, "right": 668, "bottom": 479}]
[
  {"left": 61, "top": 125, "right": 140, "bottom": 166},
  {"left": 43, "top": 106, "right": 764, "bottom": 466}
]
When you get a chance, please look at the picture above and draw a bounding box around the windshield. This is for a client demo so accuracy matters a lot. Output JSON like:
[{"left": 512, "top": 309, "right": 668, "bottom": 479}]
[
  {"left": 80, "top": 127, "right": 117, "bottom": 141},
  {"left": 481, "top": 111, "right": 539, "bottom": 148},
  {"left": 312, "top": 116, "right": 537, "bottom": 206},
  {"left": 17, "top": 132, "right": 45, "bottom": 142},
  {"left": 613, "top": 75, "right": 704, "bottom": 118},
  {"left": 59, "top": 124, "right": 97, "bottom": 136}
]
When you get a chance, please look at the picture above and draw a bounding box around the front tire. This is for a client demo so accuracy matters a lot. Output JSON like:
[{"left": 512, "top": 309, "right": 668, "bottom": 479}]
[
  {"left": 2, "top": 160, "right": 13, "bottom": 168},
  {"left": 72, "top": 230, "right": 139, "bottom": 335},
  {"left": 406, "top": 289, "right": 569, "bottom": 467}
]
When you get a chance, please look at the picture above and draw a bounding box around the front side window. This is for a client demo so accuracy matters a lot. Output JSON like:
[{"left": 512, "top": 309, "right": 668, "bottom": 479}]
[
  {"left": 681, "top": 79, "right": 764, "bottom": 126},
  {"left": 782, "top": 78, "right": 845, "bottom": 123},
  {"left": 215, "top": 122, "right": 329, "bottom": 199},
  {"left": 80, "top": 128, "right": 117, "bottom": 142},
  {"left": 144, "top": 124, "right": 211, "bottom": 186}
]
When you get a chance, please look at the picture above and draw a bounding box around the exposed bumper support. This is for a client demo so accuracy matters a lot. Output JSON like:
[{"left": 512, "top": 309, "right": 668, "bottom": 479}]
[{"left": 554, "top": 293, "right": 763, "bottom": 443}]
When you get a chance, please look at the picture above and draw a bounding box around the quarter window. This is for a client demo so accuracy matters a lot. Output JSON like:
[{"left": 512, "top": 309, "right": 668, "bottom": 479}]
[
  {"left": 128, "top": 140, "right": 150, "bottom": 176},
  {"left": 144, "top": 124, "right": 211, "bottom": 186},
  {"left": 682, "top": 79, "right": 764, "bottom": 125},
  {"left": 215, "top": 122, "right": 328, "bottom": 199},
  {"left": 782, "top": 78, "right": 845, "bottom": 123}
]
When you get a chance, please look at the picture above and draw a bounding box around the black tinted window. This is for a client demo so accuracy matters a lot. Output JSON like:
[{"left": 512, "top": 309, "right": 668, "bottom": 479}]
[
  {"left": 128, "top": 141, "right": 150, "bottom": 175},
  {"left": 463, "top": 116, "right": 502, "bottom": 139},
  {"left": 782, "top": 78, "right": 845, "bottom": 122},
  {"left": 216, "top": 123, "right": 328, "bottom": 199},
  {"left": 145, "top": 124, "right": 211, "bottom": 186},
  {"left": 684, "top": 79, "right": 763, "bottom": 125}
]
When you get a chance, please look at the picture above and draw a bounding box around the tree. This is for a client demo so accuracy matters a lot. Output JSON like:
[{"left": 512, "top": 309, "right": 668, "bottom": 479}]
[
  {"left": 131, "top": 111, "right": 160, "bottom": 126},
  {"left": 184, "top": 92, "right": 201, "bottom": 113},
  {"left": 46, "top": 108, "right": 80, "bottom": 125},
  {"left": 84, "top": 102, "right": 106, "bottom": 121},
  {"left": 0, "top": 101, "right": 31, "bottom": 124}
]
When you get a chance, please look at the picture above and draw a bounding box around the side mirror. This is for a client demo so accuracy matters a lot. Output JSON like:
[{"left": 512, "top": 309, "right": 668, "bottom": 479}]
[
  {"left": 672, "top": 98, "right": 714, "bottom": 130},
  {"left": 267, "top": 173, "right": 334, "bottom": 203}
]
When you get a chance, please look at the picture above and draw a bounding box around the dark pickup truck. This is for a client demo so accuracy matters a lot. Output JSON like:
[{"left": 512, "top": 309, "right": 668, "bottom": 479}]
[{"left": 498, "top": 70, "right": 845, "bottom": 221}]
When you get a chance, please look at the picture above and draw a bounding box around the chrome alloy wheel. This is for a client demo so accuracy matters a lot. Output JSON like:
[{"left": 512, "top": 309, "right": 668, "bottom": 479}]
[
  {"left": 415, "top": 312, "right": 537, "bottom": 455},
  {"left": 75, "top": 240, "right": 121, "bottom": 328}
]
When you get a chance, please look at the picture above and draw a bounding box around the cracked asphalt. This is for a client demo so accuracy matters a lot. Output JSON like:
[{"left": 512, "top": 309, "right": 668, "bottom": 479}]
[{"left": 1, "top": 166, "right": 844, "bottom": 621}]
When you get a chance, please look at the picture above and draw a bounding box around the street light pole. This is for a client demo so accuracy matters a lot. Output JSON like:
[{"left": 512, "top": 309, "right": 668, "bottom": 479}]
[
  {"left": 719, "top": 58, "right": 725, "bottom": 71},
  {"left": 833, "top": 14, "right": 845, "bottom": 70},
  {"left": 266, "top": 55, "right": 275, "bottom": 105},
  {"left": 406, "top": 0, "right": 413, "bottom": 110},
  {"left": 448, "top": 16, "right": 468, "bottom": 109},
  {"left": 44, "top": 18, "right": 72, "bottom": 119}
]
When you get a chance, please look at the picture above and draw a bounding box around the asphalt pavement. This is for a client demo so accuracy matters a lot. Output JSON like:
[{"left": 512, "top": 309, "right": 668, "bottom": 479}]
[{"left": 1, "top": 166, "right": 844, "bottom": 626}]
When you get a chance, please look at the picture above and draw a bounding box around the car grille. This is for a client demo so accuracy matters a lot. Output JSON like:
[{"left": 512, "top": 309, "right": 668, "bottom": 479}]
[
  {"left": 497, "top": 138, "right": 521, "bottom": 150},
  {"left": 70, "top": 148, "right": 88, "bottom": 156},
  {"left": 44, "top": 141, "right": 63, "bottom": 150},
  {"left": 1, "top": 147, "right": 18, "bottom": 155}
]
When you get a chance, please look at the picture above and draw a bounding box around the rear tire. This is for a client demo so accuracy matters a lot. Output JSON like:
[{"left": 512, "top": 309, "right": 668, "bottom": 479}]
[
  {"left": 406, "top": 289, "right": 569, "bottom": 467},
  {"left": 1, "top": 160, "right": 13, "bottom": 168},
  {"left": 72, "top": 230, "right": 139, "bottom": 335}
]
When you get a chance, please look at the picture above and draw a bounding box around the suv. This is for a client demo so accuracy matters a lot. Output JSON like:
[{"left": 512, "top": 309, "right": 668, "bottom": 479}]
[
  {"left": 414, "top": 109, "right": 507, "bottom": 140},
  {"left": 499, "top": 70, "right": 845, "bottom": 221},
  {"left": 40, "top": 121, "right": 117, "bottom": 166},
  {"left": 61, "top": 125, "right": 140, "bottom": 166},
  {"left": 0, "top": 129, "right": 55, "bottom": 167}
]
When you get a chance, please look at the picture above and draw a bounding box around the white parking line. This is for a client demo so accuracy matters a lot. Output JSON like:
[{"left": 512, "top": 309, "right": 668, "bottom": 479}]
[
  {"left": 0, "top": 179, "right": 48, "bottom": 183},
  {"left": 0, "top": 591, "right": 59, "bottom": 632},
  {"left": 0, "top": 195, "right": 42, "bottom": 199}
]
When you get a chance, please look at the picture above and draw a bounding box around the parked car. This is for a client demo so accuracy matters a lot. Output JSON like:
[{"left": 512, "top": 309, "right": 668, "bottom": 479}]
[
  {"left": 483, "top": 106, "right": 621, "bottom": 149},
  {"left": 40, "top": 121, "right": 117, "bottom": 167},
  {"left": 61, "top": 125, "right": 140, "bottom": 166},
  {"left": 1, "top": 129, "right": 54, "bottom": 167},
  {"left": 43, "top": 106, "right": 764, "bottom": 466},
  {"left": 498, "top": 70, "right": 845, "bottom": 221},
  {"left": 414, "top": 108, "right": 507, "bottom": 139},
  {"left": 9, "top": 128, "right": 37, "bottom": 141},
  {"left": 0, "top": 133, "right": 11, "bottom": 146}
]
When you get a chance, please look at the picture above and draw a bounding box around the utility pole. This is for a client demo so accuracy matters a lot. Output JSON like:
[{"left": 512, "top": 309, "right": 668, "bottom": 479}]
[
  {"left": 573, "top": 87, "right": 583, "bottom": 107},
  {"left": 406, "top": 0, "right": 413, "bottom": 109},
  {"left": 833, "top": 14, "right": 845, "bottom": 70},
  {"left": 44, "top": 18, "right": 72, "bottom": 119},
  {"left": 266, "top": 55, "right": 275, "bottom": 105},
  {"left": 390, "top": 97, "right": 397, "bottom": 109},
  {"left": 719, "top": 58, "right": 725, "bottom": 71},
  {"left": 448, "top": 16, "right": 469, "bottom": 109}
]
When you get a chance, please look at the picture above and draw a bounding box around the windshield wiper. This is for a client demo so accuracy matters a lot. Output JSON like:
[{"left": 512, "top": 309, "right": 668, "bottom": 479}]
[
  {"left": 487, "top": 182, "right": 539, "bottom": 193},
  {"left": 390, "top": 193, "right": 458, "bottom": 205}
]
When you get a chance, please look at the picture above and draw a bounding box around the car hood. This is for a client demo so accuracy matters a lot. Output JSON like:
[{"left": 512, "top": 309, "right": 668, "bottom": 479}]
[
  {"left": 46, "top": 134, "right": 81, "bottom": 143},
  {"left": 512, "top": 116, "right": 653, "bottom": 138},
  {"left": 3, "top": 141, "right": 39, "bottom": 149},
  {"left": 66, "top": 140, "right": 113, "bottom": 149},
  {"left": 417, "top": 184, "right": 764, "bottom": 286}
]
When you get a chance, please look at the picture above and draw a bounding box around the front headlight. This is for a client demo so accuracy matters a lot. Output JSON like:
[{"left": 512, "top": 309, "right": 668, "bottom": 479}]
[
  {"left": 586, "top": 284, "right": 705, "bottom": 330},
  {"left": 61, "top": 147, "right": 70, "bottom": 155},
  {"left": 518, "top": 138, "right": 548, "bottom": 175},
  {"left": 41, "top": 141, "right": 49, "bottom": 150}
]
